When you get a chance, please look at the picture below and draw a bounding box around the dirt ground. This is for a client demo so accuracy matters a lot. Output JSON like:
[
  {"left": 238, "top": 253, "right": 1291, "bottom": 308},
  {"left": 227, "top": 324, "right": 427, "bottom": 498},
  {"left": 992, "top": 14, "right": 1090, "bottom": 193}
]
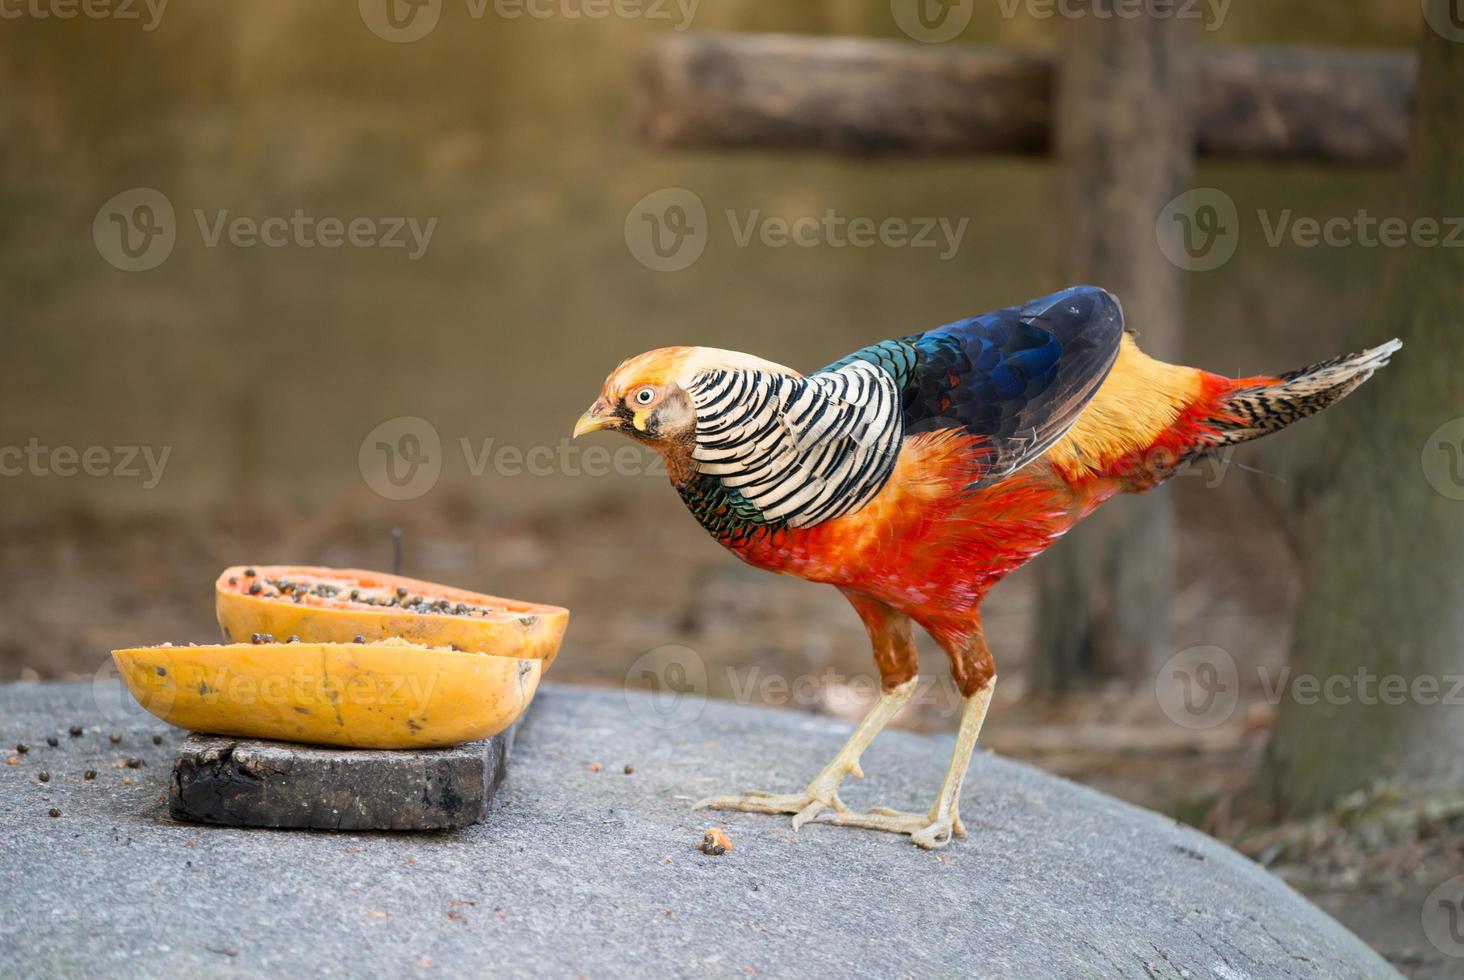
[{"left": 2, "top": 488, "right": 1459, "bottom": 977}]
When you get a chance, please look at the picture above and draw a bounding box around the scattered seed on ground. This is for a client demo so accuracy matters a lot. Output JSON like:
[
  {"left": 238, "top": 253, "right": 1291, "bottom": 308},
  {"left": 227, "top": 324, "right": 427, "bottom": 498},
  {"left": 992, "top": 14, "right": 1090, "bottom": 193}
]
[
  {"left": 152, "top": 735, "right": 162, "bottom": 745},
  {"left": 108, "top": 734, "right": 121, "bottom": 744},
  {"left": 37, "top": 771, "right": 50, "bottom": 782},
  {"left": 16, "top": 743, "right": 28, "bottom": 754},
  {"left": 624, "top": 764, "right": 635, "bottom": 775},
  {"left": 48, "top": 808, "right": 61, "bottom": 818},
  {"left": 125, "top": 758, "right": 142, "bottom": 769},
  {"left": 45, "top": 737, "right": 58, "bottom": 747},
  {"left": 69, "top": 726, "right": 83, "bottom": 737},
  {"left": 84, "top": 770, "right": 96, "bottom": 780}
]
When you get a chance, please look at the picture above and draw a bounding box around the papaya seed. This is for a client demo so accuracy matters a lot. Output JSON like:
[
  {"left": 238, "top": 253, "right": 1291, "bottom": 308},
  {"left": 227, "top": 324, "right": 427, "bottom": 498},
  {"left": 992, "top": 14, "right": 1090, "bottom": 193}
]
[
  {"left": 125, "top": 758, "right": 142, "bottom": 769},
  {"left": 37, "top": 771, "right": 50, "bottom": 782},
  {"left": 353, "top": 635, "right": 366, "bottom": 644},
  {"left": 244, "top": 568, "right": 256, "bottom": 577},
  {"left": 83, "top": 770, "right": 96, "bottom": 780},
  {"left": 248, "top": 582, "right": 262, "bottom": 596},
  {"left": 108, "top": 734, "right": 121, "bottom": 744},
  {"left": 48, "top": 808, "right": 61, "bottom": 818},
  {"left": 152, "top": 735, "right": 163, "bottom": 745},
  {"left": 69, "top": 726, "right": 82, "bottom": 737},
  {"left": 46, "top": 737, "right": 59, "bottom": 747},
  {"left": 15, "top": 744, "right": 28, "bottom": 754}
]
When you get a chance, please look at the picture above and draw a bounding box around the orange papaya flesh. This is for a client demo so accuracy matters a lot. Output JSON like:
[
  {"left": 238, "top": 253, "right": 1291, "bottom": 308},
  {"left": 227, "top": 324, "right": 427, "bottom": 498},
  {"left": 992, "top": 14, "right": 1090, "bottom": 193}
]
[
  {"left": 216, "top": 565, "right": 567, "bottom": 666},
  {"left": 112, "top": 637, "right": 542, "bottom": 749}
]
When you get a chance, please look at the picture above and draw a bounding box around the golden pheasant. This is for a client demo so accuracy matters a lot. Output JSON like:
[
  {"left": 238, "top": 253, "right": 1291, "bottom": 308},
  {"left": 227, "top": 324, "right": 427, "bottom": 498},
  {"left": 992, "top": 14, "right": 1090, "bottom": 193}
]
[{"left": 575, "top": 286, "right": 1399, "bottom": 848}]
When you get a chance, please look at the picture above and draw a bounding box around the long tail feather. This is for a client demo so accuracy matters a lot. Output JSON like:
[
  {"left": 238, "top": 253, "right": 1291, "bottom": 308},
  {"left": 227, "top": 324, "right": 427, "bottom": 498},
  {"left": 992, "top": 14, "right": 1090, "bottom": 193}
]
[{"left": 1198, "top": 339, "right": 1402, "bottom": 452}]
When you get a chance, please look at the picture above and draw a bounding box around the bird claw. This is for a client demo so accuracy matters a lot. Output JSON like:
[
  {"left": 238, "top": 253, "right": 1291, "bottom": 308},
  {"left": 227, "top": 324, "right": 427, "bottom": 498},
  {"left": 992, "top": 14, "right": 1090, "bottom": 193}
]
[
  {"left": 810, "top": 805, "right": 966, "bottom": 849},
  {"left": 693, "top": 788, "right": 849, "bottom": 830}
]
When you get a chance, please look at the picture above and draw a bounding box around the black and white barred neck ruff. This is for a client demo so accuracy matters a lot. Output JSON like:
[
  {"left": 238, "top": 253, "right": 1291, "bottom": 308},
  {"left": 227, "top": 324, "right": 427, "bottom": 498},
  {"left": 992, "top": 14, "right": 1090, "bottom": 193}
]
[{"left": 685, "top": 361, "right": 903, "bottom": 528}]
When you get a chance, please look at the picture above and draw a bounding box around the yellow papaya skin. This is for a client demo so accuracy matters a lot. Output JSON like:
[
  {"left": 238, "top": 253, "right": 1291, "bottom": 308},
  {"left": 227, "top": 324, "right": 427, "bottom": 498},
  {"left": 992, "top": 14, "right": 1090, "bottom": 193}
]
[
  {"left": 215, "top": 566, "right": 568, "bottom": 667},
  {"left": 111, "top": 641, "right": 541, "bottom": 749}
]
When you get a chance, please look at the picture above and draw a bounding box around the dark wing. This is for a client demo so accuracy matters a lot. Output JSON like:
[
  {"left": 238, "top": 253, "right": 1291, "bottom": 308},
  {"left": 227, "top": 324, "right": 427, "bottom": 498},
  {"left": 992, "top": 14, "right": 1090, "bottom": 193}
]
[{"left": 818, "top": 285, "right": 1125, "bottom": 487}]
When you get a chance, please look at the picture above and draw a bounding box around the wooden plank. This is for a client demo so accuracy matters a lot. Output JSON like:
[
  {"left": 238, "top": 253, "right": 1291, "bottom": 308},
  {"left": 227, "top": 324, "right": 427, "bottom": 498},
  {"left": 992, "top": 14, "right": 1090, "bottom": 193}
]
[
  {"left": 168, "top": 727, "right": 515, "bottom": 831},
  {"left": 632, "top": 33, "right": 1415, "bottom": 166}
]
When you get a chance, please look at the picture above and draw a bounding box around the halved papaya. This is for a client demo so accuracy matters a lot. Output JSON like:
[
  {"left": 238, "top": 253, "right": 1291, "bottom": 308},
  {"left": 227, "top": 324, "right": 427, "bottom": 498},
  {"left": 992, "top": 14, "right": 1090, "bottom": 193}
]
[
  {"left": 112, "top": 638, "right": 540, "bottom": 749},
  {"left": 215, "top": 566, "right": 567, "bottom": 667}
]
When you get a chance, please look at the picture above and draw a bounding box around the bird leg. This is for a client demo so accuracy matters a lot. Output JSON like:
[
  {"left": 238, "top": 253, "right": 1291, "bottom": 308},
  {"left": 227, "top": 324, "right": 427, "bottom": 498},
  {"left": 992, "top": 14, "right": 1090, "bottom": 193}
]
[
  {"left": 814, "top": 677, "right": 995, "bottom": 849},
  {"left": 693, "top": 677, "right": 916, "bottom": 830}
]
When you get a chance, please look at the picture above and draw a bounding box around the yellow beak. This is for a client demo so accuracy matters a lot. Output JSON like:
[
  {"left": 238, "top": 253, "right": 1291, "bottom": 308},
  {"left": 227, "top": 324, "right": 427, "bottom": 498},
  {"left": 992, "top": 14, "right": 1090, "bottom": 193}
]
[{"left": 573, "top": 409, "right": 613, "bottom": 438}]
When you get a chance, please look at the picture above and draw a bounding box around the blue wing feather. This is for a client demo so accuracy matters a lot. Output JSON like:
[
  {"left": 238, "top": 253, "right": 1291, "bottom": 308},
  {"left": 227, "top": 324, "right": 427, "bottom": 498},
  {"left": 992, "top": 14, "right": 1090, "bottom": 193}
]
[{"left": 818, "top": 285, "right": 1125, "bottom": 486}]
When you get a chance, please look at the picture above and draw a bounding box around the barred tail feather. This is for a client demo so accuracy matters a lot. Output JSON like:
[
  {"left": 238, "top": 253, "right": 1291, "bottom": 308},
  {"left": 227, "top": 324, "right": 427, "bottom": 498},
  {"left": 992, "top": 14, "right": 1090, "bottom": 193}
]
[{"left": 1199, "top": 339, "right": 1403, "bottom": 452}]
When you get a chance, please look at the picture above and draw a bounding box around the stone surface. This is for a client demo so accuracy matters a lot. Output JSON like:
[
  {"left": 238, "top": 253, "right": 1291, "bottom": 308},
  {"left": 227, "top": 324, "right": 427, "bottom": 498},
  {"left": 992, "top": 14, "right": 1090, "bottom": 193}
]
[
  {"left": 0, "top": 680, "right": 1401, "bottom": 979},
  {"left": 168, "top": 730, "right": 513, "bottom": 831}
]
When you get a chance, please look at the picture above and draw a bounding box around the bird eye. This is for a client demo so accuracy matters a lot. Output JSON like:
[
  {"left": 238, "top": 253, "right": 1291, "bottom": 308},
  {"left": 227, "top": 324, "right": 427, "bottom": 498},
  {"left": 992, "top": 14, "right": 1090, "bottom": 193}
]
[{"left": 634, "top": 387, "right": 655, "bottom": 405}]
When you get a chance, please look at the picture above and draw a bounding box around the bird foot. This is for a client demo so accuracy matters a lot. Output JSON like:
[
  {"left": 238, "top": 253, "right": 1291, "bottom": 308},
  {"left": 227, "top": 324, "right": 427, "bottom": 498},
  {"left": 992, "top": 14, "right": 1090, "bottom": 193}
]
[
  {"left": 693, "top": 782, "right": 854, "bottom": 830},
  {"left": 811, "top": 805, "right": 966, "bottom": 849}
]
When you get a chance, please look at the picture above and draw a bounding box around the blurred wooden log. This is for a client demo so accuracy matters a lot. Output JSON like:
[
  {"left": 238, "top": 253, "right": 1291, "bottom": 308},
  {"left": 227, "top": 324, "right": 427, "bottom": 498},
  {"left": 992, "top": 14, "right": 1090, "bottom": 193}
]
[{"left": 632, "top": 33, "right": 1415, "bottom": 166}]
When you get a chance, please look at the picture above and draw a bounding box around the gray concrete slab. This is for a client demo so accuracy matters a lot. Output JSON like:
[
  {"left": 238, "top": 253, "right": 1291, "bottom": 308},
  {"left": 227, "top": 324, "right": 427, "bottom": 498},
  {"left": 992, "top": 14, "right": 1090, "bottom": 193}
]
[
  {"left": 0, "top": 681, "right": 1398, "bottom": 979},
  {"left": 168, "top": 730, "right": 513, "bottom": 831}
]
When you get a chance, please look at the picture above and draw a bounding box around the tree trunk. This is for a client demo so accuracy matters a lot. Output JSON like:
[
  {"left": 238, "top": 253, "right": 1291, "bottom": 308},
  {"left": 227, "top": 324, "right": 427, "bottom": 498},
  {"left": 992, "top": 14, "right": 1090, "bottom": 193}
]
[
  {"left": 1031, "top": 6, "right": 1195, "bottom": 691},
  {"left": 1255, "top": 1, "right": 1464, "bottom": 817}
]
